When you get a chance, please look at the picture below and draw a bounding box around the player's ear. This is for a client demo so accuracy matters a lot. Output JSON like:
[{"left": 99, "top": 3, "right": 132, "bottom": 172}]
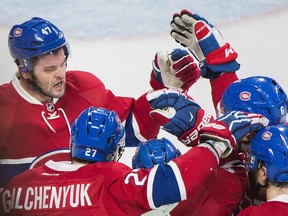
[
  {"left": 262, "top": 166, "right": 268, "bottom": 180},
  {"left": 256, "top": 166, "right": 268, "bottom": 186}
]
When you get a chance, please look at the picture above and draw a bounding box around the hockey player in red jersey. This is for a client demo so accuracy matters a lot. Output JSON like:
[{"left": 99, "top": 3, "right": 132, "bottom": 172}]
[
  {"left": 222, "top": 76, "right": 288, "bottom": 215},
  {"left": 238, "top": 125, "right": 288, "bottom": 216},
  {"left": 170, "top": 8, "right": 288, "bottom": 213},
  {"left": 146, "top": 89, "right": 255, "bottom": 215},
  {"left": 0, "top": 17, "right": 200, "bottom": 190},
  {"left": 168, "top": 9, "right": 288, "bottom": 215},
  {"left": 1, "top": 105, "right": 268, "bottom": 215}
]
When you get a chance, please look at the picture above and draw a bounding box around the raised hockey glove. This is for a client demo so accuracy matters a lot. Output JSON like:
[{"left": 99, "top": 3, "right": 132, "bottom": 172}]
[
  {"left": 199, "top": 111, "right": 269, "bottom": 158},
  {"left": 147, "top": 89, "right": 214, "bottom": 147},
  {"left": 150, "top": 48, "right": 200, "bottom": 91},
  {"left": 170, "top": 9, "right": 240, "bottom": 80}
]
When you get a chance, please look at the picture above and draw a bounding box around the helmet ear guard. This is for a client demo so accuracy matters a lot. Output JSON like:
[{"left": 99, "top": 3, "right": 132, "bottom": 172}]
[
  {"left": 14, "top": 58, "right": 29, "bottom": 74},
  {"left": 19, "top": 65, "right": 29, "bottom": 73}
]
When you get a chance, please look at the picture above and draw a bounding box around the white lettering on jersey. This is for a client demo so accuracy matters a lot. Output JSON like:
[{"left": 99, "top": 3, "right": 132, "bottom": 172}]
[
  {"left": 2, "top": 183, "right": 92, "bottom": 213},
  {"left": 124, "top": 172, "right": 147, "bottom": 186}
]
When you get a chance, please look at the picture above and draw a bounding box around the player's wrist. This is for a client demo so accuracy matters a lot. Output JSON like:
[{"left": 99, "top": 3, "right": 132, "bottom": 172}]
[{"left": 205, "top": 139, "right": 227, "bottom": 158}]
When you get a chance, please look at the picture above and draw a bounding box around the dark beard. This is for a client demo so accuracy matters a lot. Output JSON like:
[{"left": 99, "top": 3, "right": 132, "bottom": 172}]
[{"left": 27, "top": 72, "right": 53, "bottom": 100}]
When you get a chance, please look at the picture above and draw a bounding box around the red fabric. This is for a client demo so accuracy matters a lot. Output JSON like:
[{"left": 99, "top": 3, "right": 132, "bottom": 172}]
[
  {"left": 0, "top": 70, "right": 160, "bottom": 187},
  {"left": 170, "top": 151, "right": 248, "bottom": 216},
  {"left": 238, "top": 201, "right": 288, "bottom": 216},
  {"left": 210, "top": 72, "right": 239, "bottom": 113},
  {"left": 0, "top": 71, "right": 158, "bottom": 158},
  {"left": 1, "top": 144, "right": 219, "bottom": 215},
  {"left": 206, "top": 43, "right": 238, "bottom": 65}
]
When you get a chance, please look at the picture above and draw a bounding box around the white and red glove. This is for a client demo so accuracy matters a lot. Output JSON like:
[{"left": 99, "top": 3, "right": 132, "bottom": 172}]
[
  {"left": 170, "top": 9, "right": 240, "bottom": 80},
  {"left": 199, "top": 111, "right": 269, "bottom": 158},
  {"left": 147, "top": 89, "right": 213, "bottom": 147},
  {"left": 150, "top": 48, "right": 200, "bottom": 91}
]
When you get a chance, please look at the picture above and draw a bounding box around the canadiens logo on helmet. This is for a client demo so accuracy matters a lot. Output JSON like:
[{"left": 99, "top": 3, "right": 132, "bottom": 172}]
[
  {"left": 262, "top": 131, "right": 272, "bottom": 140},
  {"left": 13, "top": 28, "right": 23, "bottom": 37},
  {"left": 239, "top": 91, "right": 251, "bottom": 101}
]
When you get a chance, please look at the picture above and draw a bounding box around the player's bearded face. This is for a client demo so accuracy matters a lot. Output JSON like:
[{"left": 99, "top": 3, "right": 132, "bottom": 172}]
[{"left": 31, "top": 49, "right": 67, "bottom": 99}]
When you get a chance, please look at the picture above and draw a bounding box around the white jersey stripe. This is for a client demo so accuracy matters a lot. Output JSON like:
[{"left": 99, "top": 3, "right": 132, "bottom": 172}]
[
  {"left": 168, "top": 161, "right": 187, "bottom": 201},
  {"left": 146, "top": 164, "right": 158, "bottom": 209},
  {"left": 0, "top": 157, "right": 35, "bottom": 164}
]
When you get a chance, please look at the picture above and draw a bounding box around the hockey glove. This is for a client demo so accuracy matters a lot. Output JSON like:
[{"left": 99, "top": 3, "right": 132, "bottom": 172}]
[
  {"left": 147, "top": 89, "right": 214, "bottom": 147},
  {"left": 170, "top": 9, "right": 240, "bottom": 80},
  {"left": 199, "top": 111, "right": 269, "bottom": 158},
  {"left": 150, "top": 48, "right": 200, "bottom": 91}
]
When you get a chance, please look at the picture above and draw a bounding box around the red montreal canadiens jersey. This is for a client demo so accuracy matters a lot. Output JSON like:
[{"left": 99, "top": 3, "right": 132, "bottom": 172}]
[
  {"left": 0, "top": 71, "right": 159, "bottom": 188},
  {"left": 209, "top": 72, "right": 283, "bottom": 215},
  {"left": 238, "top": 195, "right": 288, "bottom": 216},
  {"left": 170, "top": 151, "right": 248, "bottom": 216},
  {"left": 168, "top": 72, "right": 247, "bottom": 216},
  {"left": 2, "top": 145, "right": 219, "bottom": 215}
]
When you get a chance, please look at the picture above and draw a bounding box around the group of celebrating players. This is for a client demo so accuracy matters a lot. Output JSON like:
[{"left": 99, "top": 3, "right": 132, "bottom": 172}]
[{"left": 0, "top": 8, "right": 287, "bottom": 216}]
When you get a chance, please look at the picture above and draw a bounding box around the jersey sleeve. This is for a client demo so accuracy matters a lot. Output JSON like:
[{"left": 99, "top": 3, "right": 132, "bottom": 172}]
[
  {"left": 210, "top": 72, "right": 239, "bottom": 115},
  {"left": 110, "top": 144, "right": 219, "bottom": 213},
  {"left": 66, "top": 71, "right": 160, "bottom": 147}
]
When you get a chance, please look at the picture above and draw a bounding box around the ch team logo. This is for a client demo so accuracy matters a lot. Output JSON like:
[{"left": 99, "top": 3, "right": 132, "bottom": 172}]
[
  {"left": 13, "top": 28, "right": 23, "bottom": 37},
  {"left": 239, "top": 91, "right": 251, "bottom": 101},
  {"left": 262, "top": 131, "right": 272, "bottom": 140}
]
